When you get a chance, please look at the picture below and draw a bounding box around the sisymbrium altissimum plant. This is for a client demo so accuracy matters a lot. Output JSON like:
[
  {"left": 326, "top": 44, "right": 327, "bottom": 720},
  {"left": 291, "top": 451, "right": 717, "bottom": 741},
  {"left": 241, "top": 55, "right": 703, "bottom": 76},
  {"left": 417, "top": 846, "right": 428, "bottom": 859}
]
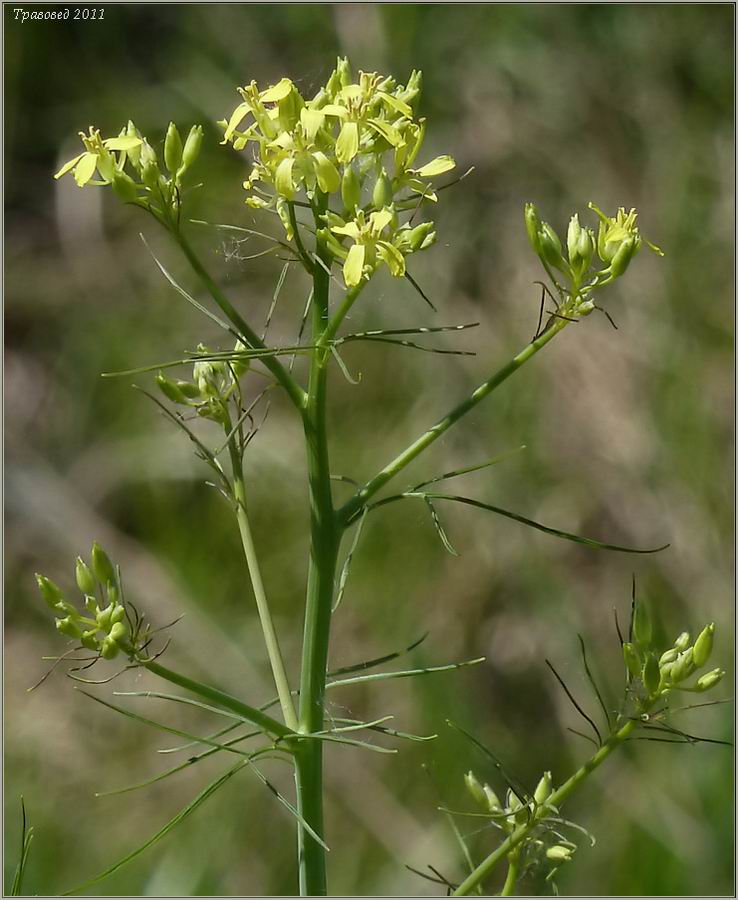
[{"left": 24, "top": 57, "right": 725, "bottom": 897}]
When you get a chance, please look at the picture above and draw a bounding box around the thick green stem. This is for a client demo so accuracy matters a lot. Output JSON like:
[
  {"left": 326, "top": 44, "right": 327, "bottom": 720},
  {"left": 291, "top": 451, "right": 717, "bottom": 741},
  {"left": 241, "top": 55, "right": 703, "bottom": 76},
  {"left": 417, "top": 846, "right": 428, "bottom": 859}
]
[
  {"left": 174, "top": 228, "right": 307, "bottom": 411},
  {"left": 500, "top": 849, "right": 520, "bottom": 897},
  {"left": 338, "top": 317, "right": 569, "bottom": 525},
  {"left": 294, "top": 198, "right": 338, "bottom": 896},
  {"left": 452, "top": 717, "right": 637, "bottom": 896},
  {"left": 141, "top": 659, "right": 291, "bottom": 738}
]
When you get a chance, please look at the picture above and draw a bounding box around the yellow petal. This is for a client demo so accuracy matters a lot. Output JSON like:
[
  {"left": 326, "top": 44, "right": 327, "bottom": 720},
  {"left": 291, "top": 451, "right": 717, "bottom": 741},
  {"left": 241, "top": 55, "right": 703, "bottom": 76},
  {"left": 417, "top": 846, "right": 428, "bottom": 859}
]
[
  {"left": 260, "top": 77, "right": 293, "bottom": 103},
  {"left": 319, "top": 104, "right": 349, "bottom": 118},
  {"left": 274, "top": 157, "right": 296, "bottom": 199},
  {"left": 53, "top": 152, "right": 85, "bottom": 180},
  {"left": 377, "top": 240, "right": 406, "bottom": 277},
  {"left": 343, "top": 243, "right": 365, "bottom": 287},
  {"left": 300, "top": 108, "right": 325, "bottom": 143},
  {"left": 336, "top": 121, "right": 359, "bottom": 164},
  {"left": 367, "top": 118, "right": 402, "bottom": 147},
  {"left": 312, "top": 151, "right": 340, "bottom": 194},
  {"left": 223, "top": 101, "right": 252, "bottom": 141},
  {"left": 414, "top": 155, "right": 456, "bottom": 178},
  {"left": 369, "top": 208, "right": 393, "bottom": 234},
  {"left": 103, "top": 136, "right": 143, "bottom": 151},
  {"left": 74, "top": 153, "right": 99, "bottom": 186},
  {"left": 377, "top": 91, "right": 413, "bottom": 118}
]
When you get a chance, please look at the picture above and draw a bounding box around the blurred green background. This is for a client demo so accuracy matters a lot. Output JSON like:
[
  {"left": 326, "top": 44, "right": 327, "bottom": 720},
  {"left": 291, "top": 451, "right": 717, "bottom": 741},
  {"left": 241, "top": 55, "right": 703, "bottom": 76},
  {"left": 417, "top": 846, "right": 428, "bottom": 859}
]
[{"left": 5, "top": 3, "right": 734, "bottom": 896}]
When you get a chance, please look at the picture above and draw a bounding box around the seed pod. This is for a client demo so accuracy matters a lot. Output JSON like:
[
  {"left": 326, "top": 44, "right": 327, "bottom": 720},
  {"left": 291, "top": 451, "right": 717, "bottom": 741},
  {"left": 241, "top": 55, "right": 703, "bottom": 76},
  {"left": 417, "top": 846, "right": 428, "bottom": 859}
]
[
  {"left": 464, "top": 771, "right": 486, "bottom": 808},
  {"left": 75, "top": 557, "right": 97, "bottom": 596},
  {"left": 36, "top": 574, "right": 65, "bottom": 611},
  {"left": 642, "top": 652, "right": 661, "bottom": 695},
  {"left": 533, "top": 771, "right": 553, "bottom": 805},
  {"left": 341, "top": 165, "right": 361, "bottom": 212},
  {"left": 164, "top": 123, "right": 183, "bottom": 175},
  {"left": 100, "top": 637, "right": 120, "bottom": 660},
  {"left": 674, "top": 631, "right": 691, "bottom": 651},
  {"left": 695, "top": 668, "right": 725, "bottom": 692},
  {"left": 483, "top": 784, "right": 502, "bottom": 813},
  {"left": 692, "top": 623, "right": 715, "bottom": 668},
  {"left": 91, "top": 542, "right": 116, "bottom": 587},
  {"left": 181, "top": 125, "right": 204, "bottom": 171},
  {"left": 622, "top": 642, "right": 641, "bottom": 679},
  {"left": 632, "top": 601, "right": 652, "bottom": 649},
  {"left": 372, "top": 169, "right": 393, "bottom": 209}
]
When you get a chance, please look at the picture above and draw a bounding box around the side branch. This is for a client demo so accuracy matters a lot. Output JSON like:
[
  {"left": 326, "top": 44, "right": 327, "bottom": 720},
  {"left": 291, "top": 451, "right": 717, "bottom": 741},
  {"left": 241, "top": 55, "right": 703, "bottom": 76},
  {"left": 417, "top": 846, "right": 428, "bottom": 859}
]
[{"left": 337, "top": 317, "right": 570, "bottom": 525}]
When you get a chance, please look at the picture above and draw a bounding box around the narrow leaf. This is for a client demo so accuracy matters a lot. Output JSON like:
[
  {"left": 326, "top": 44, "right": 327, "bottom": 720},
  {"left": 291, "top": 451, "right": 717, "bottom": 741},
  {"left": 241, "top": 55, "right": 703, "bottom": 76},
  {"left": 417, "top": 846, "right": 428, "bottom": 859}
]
[
  {"left": 327, "top": 656, "right": 484, "bottom": 689},
  {"left": 333, "top": 509, "right": 368, "bottom": 611},
  {"left": 424, "top": 496, "right": 459, "bottom": 556}
]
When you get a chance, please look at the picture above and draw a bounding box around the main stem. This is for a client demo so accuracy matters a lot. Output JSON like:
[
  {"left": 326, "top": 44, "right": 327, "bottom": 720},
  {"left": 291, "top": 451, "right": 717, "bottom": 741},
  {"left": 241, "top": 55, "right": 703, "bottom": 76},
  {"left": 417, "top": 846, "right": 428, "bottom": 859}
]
[
  {"left": 452, "top": 717, "right": 637, "bottom": 896},
  {"left": 294, "top": 200, "right": 338, "bottom": 896}
]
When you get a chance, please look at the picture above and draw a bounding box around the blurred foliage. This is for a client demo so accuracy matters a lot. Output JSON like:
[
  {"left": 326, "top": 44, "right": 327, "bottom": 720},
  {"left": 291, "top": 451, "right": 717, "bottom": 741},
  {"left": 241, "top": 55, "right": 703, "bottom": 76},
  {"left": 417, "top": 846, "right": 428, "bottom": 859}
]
[{"left": 5, "top": 4, "right": 734, "bottom": 896}]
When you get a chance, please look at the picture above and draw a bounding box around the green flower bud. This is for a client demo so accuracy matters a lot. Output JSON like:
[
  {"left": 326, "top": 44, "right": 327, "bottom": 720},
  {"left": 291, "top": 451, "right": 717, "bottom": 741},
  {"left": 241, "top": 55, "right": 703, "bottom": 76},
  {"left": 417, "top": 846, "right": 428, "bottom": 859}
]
[
  {"left": 372, "top": 169, "right": 393, "bottom": 209},
  {"left": 36, "top": 574, "right": 65, "bottom": 611},
  {"left": 125, "top": 122, "right": 142, "bottom": 167},
  {"left": 622, "top": 642, "right": 641, "bottom": 679},
  {"left": 81, "top": 630, "right": 100, "bottom": 651},
  {"left": 111, "top": 170, "right": 139, "bottom": 203},
  {"left": 483, "top": 784, "right": 502, "bottom": 813},
  {"left": 180, "top": 125, "right": 204, "bottom": 172},
  {"left": 692, "top": 623, "right": 715, "bottom": 669},
  {"left": 84, "top": 594, "right": 98, "bottom": 613},
  {"left": 341, "top": 165, "right": 362, "bottom": 212},
  {"left": 609, "top": 235, "right": 638, "bottom": 278},
  {"left": 632, "top": 601, "right": 652, "bottom": 649},
  {"left": 670, "top": 648, "right": 694, "bottom": 683},
  {"left": 229, "top": 341, "right": 251, "bottom": 380},
  {"left": 546, "top": 845, "right": 573, "bottom": 863},
  {"left": 100, "top": 637, "right": 120, "bottom": 660},
  {"left": 539, "top": 223, "right": 568, "bottom": 273},
  {"left": 524, "top": 203, "right": 543, "bottom": 255},
  {"left": 176, "top": 380, "right": 203, "bottom": 399},
  {"left": 533, "top": 771, "right": 553, "bottom": 805},
  {"left": 156, "top": 372, "right": 191, "bottom": 405},
  {"left": 464, "top": 771, "right": 486, "bottom": 808},
  {"left": 109, "top": 621, "right": 128, "bottom": 643},
  {"left": 694, "top": 668, "right": 725, "bottom": 692},
  {"left": 75, "top": 557, "right": 97, "bottom": 596},
  {"left": 406, "top": 221, "right": 436, "bottom": 253},
  {"left": 659, "top": 648, "right": 678, "bottom": 666},
  {"left": 164, "top": 122, "right": 183, "bottom": 175},
  {"left": 674, "top": 632, "right": 691, "bottom": 652},
  {"left": 91, "top": 542, "right": 116, "bottom": 587},
  {"left": 643, "top": 652, "right": 661, "bottom": 695},
  {"left": 56, "top": 616, "right": 82, "bottom": 639},
  {"left": 96, "top": 604, "right": 113, "bottom": 631},
  {"left": 110, "top": 604, "right": 126, "bottom": 625},
  {"left": 141, "top": 158, "right": 161, "bottom": 191}
]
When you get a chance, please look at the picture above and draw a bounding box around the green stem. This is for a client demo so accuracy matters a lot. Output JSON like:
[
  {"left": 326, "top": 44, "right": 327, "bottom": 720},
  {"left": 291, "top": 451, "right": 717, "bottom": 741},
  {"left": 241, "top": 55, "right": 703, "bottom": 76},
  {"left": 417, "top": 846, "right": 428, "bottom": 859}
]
[
  {"left": 500, "top": 849, "right": 520, "bottom": 897},
  {"left": 338, "top": 317, "right": 569, "bottom": 525},
  {"left": 174, "top": 228, "right": 307, "bottom": 411},
  {"left": 228, "top": 438, "right": 299, "bottom": 732},
  {"left": 294, "top": 196, "right": 339, "bottom": 896},
  {"left": 141, "top": 659, "right": 291, "bottom": 739},
  {"left": 452, "top": 717, "right": 637, "bottom": 896}
]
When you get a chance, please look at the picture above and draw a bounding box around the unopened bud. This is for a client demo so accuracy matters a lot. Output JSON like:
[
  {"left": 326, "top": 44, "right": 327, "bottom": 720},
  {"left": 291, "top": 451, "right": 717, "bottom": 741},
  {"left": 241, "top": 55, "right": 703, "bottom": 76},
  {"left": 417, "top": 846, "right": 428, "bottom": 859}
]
[
  {"left": 692, "top": 623, "right": 715, "bottom": 669},
  {"left": 546, "top": 845, "right": 573, "bottom": 863},
  {"left": 141, "top": 158, "right": 160, "bottom": 191},
  {"left": 539, "top": 223, "right": 568, "bottom": 272},
  {"left": 464, "top": 771, "right": 486, "bottom": 808},
  {"left": 622, "top": 642, "right": 641, "bottom": 679},
  {"left": 36, "top": 574, "right": 65, "bottom": 611},
  {"left": 164, "top": 123, "right": 183, "bottom": 175},
  {"left": 674, "top": 632, "right": 691, "bottom": 652},
  {"left": 341, "top": 165, "right": 362, "bottom": 212},
  {"left": 156, "top": 372, "right": 191, "bottom": 405},
  {"left": 643, "top": 652, "right": 661, "bottom": 695},
  {"left": 181, "top": 125, "right": 204, "bottom": 172},
  {"left": 111, "top": 170, "right": 139, "bottom": 203},
  {"left": 75, "top": 557, "right": 97, "bottom": 596},
  {"left": 524, "top": 203, "right": 543, "bottom": 255},
  {"left": 110, "top": 604, "right": 125, "bottom": 625},
  {"left": 100, "top": 637, "right": 120, "bottom": 660},
  {"left": 609, "top": 235, "right": 638, "bottom": 278},
  {"left": 632, "top": 601, "right": 652, "bottom": 649},
  {"left": 670, "top": 648, "right": 694, "bottom": 683},
  {"left": 695, "top": 668, "right": 725, "bottom": 692},
  {"left": 125, "top": 122, "right": 142, "bottom": 167},
  {"left": 659, "top": 648, "right": 678, "bottom": 666},
  {"left": 91, "top": 542, "right": 116, "bottom": 587},
  {"left": 483, "top": 784, "right": 502, "bottom": 813},
  {"left": 109, "top": 621, "right": 128, "bottom": 643},
  {"left": 533, "top": 771, "right": 553, "bottom": 805},
  {"left": 372, "top": 169, "right": 393, "bottom": 209},
  {"left": 56, "top": 616, "right": 82, "bottom": 639},
  {"left": 406, "top": 221, "right": 436, "bottom": 252},
  {"left": 81, "top": 630, "right": 99, "bottom": 651},
  {"left": 96, "top": 604, "right": 113, "bottom": 631}
]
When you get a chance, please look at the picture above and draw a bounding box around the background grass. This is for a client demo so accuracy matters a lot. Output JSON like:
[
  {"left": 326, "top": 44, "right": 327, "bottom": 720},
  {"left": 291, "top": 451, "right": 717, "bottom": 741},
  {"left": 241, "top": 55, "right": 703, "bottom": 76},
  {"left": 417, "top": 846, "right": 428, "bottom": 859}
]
[{"left": 5, "top": 3, "right": 734, "bottom": 896}]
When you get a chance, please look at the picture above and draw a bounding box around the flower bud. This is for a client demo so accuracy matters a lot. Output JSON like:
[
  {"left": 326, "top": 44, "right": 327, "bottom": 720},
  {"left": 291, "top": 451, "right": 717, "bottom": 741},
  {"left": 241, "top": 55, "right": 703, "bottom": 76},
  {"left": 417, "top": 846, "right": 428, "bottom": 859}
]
[
  {"left": 164, "top": 123, "right": 183, "bottom": 175},
  {"left": 659, "top": 648, "right": 678, "bottom": 666},
  {"left": 464, "top": 771, "right": 486, "bottom": 808},
  {"left": 692, "top": 623, "right": 715, "bottom": 669},
  {"left": 609, "top": 235, "right": 638, "bottom": 278},
  {"left": 100, "top": 637, "right": 120, "bottom": 660},
  {"left": 372, "top": 169, "right": 393, "bottom": 209},
  {"left": 695, "top": 668, "right": 725, "bottom": 692},
  {"left": 75, "top": 557, "right": 97, "bottom": 596},
  {"left": 406, "top": 221, "right": 436, "bottom": 253},
  {"left": 670, "top": 648, "right": 694, "bottom": 683},
  {"left": 622, "top": 642, "right": 641, "bottom": 679},
  {"left": 533, "top": 771, "right": 553, "bottom": 805},
  {"left": 141, "top": 159, "right": 160, "bottom": 191},
  {"left": 341, "top": 165, "right": 362, "bottom": 212},
  {"left": 632, "top": 601, "right": 652, "bottom": 649},
  {"left": 56, "top": 616, "right": 82, "bottom": 639},
  {"left": 524, "top": 203, "right": 543, "bottom": 255},
  {"left": 36, "top": 574, "right": 65, "bottom": 611},
  {"left": 111, "top": 171, "right": 139, "bottom": 203},
  {"left": 181, "top": 125, "right": 204, "bottom": 172},
  {"left": 539, "top": 223, "right": 568, "bottom": 272},
  {"left": 96, "top": 604, "right": 113, "bottom": 631},
  {"left": 110, "top": 604, "right": 125, "bottom": 625},
  {"left": 81, "top": 630, "right": 100, "bottom": 651},
  {"left": 176, "top": 380, "right": 203, "bottom": 399},
  {"left": 126, "top": 121, "right": 142, "bottom": 167},
  {"left": 546, "top": 845, "right": 573, "bottom": 863},
  {"left": 109, "top": 621, "right": 128, "bottom": 643},
  {"left": 643, "top": 652, "right": 661, "bottom": 695},
  {"left": 91, "top": 542, "right": 116, "bottom": 587},
  {"left": 674, "top": 632, "right": 691, "bottom": 652},
  {"left": 156, "top": 372, "right": 191, "bottom": 405},
  {"left": 483, "top": 784, "right": 502, "bottom": 813}
]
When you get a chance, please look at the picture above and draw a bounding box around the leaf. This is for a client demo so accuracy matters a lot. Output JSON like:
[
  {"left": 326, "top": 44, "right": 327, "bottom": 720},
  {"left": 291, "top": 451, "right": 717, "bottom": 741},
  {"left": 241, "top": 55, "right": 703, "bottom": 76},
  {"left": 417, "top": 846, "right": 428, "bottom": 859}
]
[
  {"left": 328, "top": 632, "right": 429, "bottom": 676},
  {"left": 63, "top": 763, "right": 245, "bottom": 895},
  {"left": 424, "top": 497, "right": 459, "bottom": 556},
  {"left": 545, "top": 659, "right": 602, "bottom": 746},
  {"left": 333, "top": 509, "right": 368, "bottom": 611},
  {"left": 114, "top": 689, "right": 252, "bottom": 723},
  {"left": 245, "top": 762, "right": 330, "bottom": 849},
  {"left": 326, "top": 656, "right": 485, "bottom": 690},
  {"left": 412, "top": 447, "right": 527, "bottom": 490},
  {"left": 10, "top": 798, "right": 33, "bottom": 897}
]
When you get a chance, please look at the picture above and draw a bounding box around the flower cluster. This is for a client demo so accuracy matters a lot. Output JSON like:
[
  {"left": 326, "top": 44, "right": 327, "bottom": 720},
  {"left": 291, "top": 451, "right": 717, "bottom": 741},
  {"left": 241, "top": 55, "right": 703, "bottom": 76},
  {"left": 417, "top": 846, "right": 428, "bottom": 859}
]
[
  {"left": 623, "top": 604, "right": 724, "bottom": 702},
  {"left": 155, "top": 342, "right": 249, "bottom": 427},
  {"left": 525, "top": 202, "right": 664, "bottom": 301},
  {"left": 464, "top": 770, "right": 576, "bottom": 871},
  {"left": 36, "top": 543, "right": 131, "bottom": 660},
  {"left": 221, "top": 57, "right": 455, "bottom": 287},
  {"left": 54, "top": 121, "right": 203, "bottom": 221}
]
